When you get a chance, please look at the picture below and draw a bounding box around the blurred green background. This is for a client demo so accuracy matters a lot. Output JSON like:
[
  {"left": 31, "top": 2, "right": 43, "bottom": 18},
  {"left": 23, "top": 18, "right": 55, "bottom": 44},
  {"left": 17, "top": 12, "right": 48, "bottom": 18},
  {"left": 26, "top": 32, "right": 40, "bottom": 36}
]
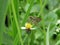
[{"left": 0, "top": 0, "right": 60, "bottom": 45}]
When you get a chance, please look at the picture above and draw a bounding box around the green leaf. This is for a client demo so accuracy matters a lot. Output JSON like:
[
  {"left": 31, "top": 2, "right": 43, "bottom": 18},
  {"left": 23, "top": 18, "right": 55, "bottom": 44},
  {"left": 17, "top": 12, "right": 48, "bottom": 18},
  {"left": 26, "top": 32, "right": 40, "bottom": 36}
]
[
  {"left": 0, "top": 0, "right": 9, "bottom": 45},
  {"left": 44, "top": 12, "right": 58, "bottom": 25},
  {"left": 48, "top": 0, "right": 59, "bottom": 10},
  {"left": 13, "top": 0, "right": 19, "bottom": 20},
  {"left": 56, "top": 9, "right": 60, "bottom": 19},
  {"left": 25, "top": 4, "right": 40, "bottom": 13}
]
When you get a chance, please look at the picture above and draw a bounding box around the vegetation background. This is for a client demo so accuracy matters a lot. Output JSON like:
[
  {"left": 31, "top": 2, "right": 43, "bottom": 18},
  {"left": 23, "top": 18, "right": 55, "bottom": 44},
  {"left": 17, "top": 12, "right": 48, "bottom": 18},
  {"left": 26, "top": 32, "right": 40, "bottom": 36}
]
[{"left": 0, "top": 0, "right": 60, "bottom": 45}]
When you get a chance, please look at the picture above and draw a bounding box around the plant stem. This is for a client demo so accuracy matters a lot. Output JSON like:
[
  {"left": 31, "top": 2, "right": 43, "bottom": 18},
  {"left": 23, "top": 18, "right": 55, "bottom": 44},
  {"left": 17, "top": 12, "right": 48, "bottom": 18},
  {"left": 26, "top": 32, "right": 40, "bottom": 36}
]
[
  {"left": 37, "top": 0, "right": 43, "bottom": 17},
  {"left": 21, "top": 0, "right": 34, "bottom": 26},
  {"left": 38, "top": 0, "right": 48, "bottom": 45},
  {"left": 11, "top": 0, "right": 23, "bottom": 45},
  {"left": 46, "top": 24, "right": 50, "bottom": 45},
  {"left": 51, "top": 7, "right": 60, "bottom": 13},
  {"left": 37, "top": 0, "right": 47, "bottom": 17}
]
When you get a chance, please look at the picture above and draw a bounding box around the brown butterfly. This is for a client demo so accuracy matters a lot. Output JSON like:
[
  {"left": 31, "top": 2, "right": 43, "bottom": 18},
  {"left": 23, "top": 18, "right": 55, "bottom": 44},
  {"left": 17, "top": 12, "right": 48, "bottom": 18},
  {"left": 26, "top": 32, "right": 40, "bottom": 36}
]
[{"left": 28, "top": 16, "right": 41, "bottom": 25}]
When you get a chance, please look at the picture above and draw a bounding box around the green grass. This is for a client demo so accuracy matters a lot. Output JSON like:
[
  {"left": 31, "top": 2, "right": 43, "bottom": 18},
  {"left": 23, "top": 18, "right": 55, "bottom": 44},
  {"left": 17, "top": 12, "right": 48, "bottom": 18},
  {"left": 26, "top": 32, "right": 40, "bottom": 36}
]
[
  {"left": 0, "top": 0, "right": 60, "bottom": 45},
  {"left": 11, "top": 0, "right": 23, "bottom": 45},
  {"left": 0, "top": 0, "right": 9, "bottom": 45}
]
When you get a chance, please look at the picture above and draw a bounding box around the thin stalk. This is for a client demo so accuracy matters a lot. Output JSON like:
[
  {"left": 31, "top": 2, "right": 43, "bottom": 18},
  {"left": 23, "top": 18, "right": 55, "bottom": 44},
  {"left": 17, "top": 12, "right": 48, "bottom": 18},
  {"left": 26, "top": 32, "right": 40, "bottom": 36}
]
[
  {"left": 21, "top": 0, "right": 34, "bottom": 26},
  {"left": 11, "top": 0, "right": 23, "bottom": 45},
  {"left": 28, "top": 35, "right": 30, "bottom": 45},
  {"left": 37, "top": 0, "right": 47, "bottom": 17},
  {"left": 23, "top": 34, "right": 28, "bottom": 43},
  {"left": 13, "top": 34, "right": 19, "bottom": 45},
  {"left": 37, "top": 0, "right": 43, "bottom": 17},
  {"left": 55, "top": 40, "right": 60, "bottom": 45},
  {"left": 46, "top": 24, "right": 50, "bottom": 45},
  {"left": 51, "top": 7, "right": 60, "bottom": 13},
  {"left": 28, "top": 37, "right": 29, "bottom": 45},
  {"left": 38, "top": 0, "right": 47, "bottom": 45}
]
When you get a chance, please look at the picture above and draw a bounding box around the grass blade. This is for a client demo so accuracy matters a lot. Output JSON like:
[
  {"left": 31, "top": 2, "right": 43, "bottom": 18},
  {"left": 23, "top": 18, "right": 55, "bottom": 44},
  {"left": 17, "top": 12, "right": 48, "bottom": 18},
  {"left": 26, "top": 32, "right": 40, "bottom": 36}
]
[
  {"left": 46, "top": 24, "right": 50, "bottom": 45},
  {"left": 11, "top": 0, "right": 23, "bottom": 45},
  {"left": 0, "top": 0, "right": 9, "bottom": 45}
]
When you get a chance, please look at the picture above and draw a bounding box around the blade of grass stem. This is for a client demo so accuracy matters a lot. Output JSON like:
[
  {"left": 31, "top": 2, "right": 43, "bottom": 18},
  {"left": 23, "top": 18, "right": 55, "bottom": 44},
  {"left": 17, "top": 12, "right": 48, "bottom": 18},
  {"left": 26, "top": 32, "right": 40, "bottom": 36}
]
[
  {"left": 13, "top": 34, "right": 19, "bottom": 45},
  {"left": 13, "top": 0, "right": 19, "bottom": 21},
  {"left": 38, "top": 0, "right": 47, "bottom": 45},
  {"left": 50, "top": 7, "right": 60, "bottom": 13},
  {"left": 11, "top": 0, "right": 23, "bottom": 45},
  {"left": 55, "top": 40, "right": 60, "bottom": 45},
  {"left": 46, "top": 24, "right": 50, "bottom": 45},
  {"left": 37, "top": 0, "right": 47, "bottom": 17},
  {"left": 9, "top": 3, "right": 15, "bottom": 38}
]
